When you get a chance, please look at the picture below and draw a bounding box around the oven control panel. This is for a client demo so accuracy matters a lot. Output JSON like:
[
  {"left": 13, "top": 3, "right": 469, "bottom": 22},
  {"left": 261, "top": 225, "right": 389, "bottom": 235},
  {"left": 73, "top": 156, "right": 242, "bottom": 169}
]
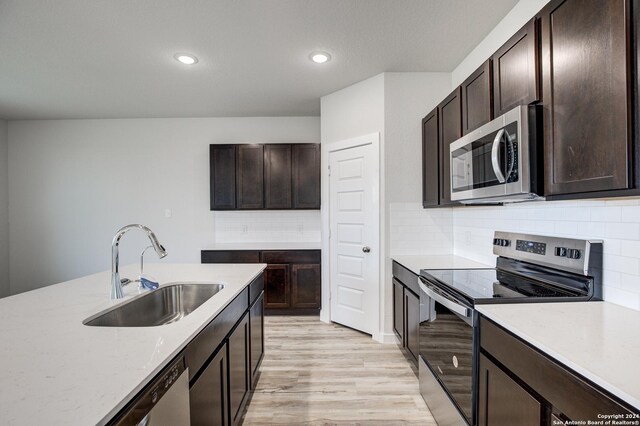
[
  {"left": 516, "top": 239, "right": 546, "bottom": 255},
  {"left": 492, "top": 231, "right": 602, "bottom": 277}
]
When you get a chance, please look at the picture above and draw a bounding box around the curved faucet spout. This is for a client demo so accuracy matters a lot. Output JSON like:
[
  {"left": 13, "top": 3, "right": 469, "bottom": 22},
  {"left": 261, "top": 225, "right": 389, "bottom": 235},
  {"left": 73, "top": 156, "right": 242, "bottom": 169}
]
[{"left": 111, "top": 224, "right": 167, "bottom": 300}]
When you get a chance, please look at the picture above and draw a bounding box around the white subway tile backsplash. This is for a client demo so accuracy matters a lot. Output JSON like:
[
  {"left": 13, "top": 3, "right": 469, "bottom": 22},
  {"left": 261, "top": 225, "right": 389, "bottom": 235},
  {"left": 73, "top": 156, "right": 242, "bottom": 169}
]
[
  {"left": 390, "top": 198, "right": 640, "bottom": 311},
  {"left": 450, "top": 199, "right": 640, "bottom": 311},
  {"left": 214, "top": 210, "right": 321, "bottom": 243}
]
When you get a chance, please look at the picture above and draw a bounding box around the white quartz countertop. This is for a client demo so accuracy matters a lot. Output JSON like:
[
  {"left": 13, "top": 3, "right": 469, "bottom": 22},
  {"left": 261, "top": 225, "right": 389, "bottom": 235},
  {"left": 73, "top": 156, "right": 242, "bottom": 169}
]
[
  {"left": 391, "top": 255, "right": 492, "bottom": 275},
  {"left": 205, "top": 242, "right": 321, "bottom": 250},
  {"left": 0, "top": 263, "right": 266, "bottom": 426},
  {"left": 477, "top": 302, "right": 640, "bottom": 410}
]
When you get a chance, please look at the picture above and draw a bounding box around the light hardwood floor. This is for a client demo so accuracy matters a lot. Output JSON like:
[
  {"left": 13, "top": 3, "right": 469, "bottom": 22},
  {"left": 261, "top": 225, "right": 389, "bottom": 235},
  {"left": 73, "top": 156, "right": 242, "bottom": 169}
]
[{"left": 242, "top": 316, "right": 436, "bottom": 425}]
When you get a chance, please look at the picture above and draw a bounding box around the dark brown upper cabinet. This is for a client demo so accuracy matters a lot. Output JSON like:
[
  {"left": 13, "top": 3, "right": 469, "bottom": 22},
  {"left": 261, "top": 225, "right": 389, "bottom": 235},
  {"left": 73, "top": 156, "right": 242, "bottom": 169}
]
[
  {"left": 422, "top": 108, "right": 440, "bottom": 208},
  {"left": 209, "top": 145, "right": 236, "bottom": 210},
  {"left": 438, "top": 88, "right": 462, "bottom": 206},
  {"left": 540, "top": 0, "right": 632, "bottom": 197},
  {"left": 264, "top": 144, "right": 292, "bottom": 209},
  {"left": 292, "top": 144, "right": 321, "bottom": 209},
  {"left": 461, "top": 59, "right": 493, "bottom": 135},
  {"left": 236, "top": 144, "right": 265, "bottom": 209},
  {"left": 492, "top": 18, "right": 540, "bottom": 117},
  {"left": 210, "top": 143, "right": 320, "bottom": 210}
]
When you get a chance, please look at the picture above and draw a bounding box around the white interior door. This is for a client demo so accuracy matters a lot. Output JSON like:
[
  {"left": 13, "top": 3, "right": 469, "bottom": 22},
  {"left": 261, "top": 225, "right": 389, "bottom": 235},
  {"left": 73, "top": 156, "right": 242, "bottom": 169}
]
[{"left": 329, "top": 142, "right": 378, "bottom": 335}]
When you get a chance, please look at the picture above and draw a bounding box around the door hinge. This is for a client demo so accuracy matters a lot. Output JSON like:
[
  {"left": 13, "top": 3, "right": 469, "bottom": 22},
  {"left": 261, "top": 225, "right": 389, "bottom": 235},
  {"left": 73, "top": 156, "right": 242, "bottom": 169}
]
[{"left": 328, "top": 165, "right": 331, "bottom": 176}]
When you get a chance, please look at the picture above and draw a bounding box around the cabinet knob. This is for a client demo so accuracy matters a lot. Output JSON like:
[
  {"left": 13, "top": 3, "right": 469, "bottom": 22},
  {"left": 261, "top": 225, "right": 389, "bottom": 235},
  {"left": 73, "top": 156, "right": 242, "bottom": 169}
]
[{"left": 362, "top": 246, "right": 371, "bottom": 253}]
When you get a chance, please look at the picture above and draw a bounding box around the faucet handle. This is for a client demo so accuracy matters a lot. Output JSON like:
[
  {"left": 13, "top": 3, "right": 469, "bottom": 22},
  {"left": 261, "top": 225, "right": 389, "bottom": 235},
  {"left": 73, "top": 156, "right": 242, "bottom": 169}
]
[{"left": 120, "top": 278, "right": 133, "bottom": 286}]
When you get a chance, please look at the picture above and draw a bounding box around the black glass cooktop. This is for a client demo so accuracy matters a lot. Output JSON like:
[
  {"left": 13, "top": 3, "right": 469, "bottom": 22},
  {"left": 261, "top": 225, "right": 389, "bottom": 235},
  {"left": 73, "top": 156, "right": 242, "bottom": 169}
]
[{"left": 420, "top": 267, "right": 589, "bottom": 306}]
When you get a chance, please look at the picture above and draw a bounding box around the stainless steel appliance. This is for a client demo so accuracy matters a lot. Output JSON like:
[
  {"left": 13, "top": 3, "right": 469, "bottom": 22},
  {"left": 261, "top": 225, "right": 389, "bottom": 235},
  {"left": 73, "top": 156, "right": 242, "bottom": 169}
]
[
  {"left": 449, "top": 105, "right": 543, "bottom": 204},
  {"left": 418, "top": 232, "right": 602, "bottom": 426},
  {"left": 110, "top": 355, "right": 190, "bottom": 425}
]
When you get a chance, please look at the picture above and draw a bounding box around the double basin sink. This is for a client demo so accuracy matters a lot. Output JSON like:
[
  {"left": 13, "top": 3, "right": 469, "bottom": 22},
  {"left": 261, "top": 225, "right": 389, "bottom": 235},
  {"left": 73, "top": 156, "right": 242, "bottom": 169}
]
[{"left": 84, "top": 283, "right": 224, "bottom": 327}]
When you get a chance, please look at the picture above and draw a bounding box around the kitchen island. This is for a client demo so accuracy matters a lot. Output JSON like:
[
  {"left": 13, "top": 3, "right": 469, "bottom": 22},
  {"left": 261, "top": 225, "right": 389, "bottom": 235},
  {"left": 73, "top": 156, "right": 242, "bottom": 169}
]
[{"left": 0, "top": 263, "right": 266, "bottom": 425}]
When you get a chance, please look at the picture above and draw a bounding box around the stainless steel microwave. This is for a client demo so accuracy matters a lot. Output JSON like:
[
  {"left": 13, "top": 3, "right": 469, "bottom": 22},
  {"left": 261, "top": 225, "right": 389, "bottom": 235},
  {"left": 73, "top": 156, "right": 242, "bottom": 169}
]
[{"left": 449, "top": 105, "right": 543, "bottom": 204}]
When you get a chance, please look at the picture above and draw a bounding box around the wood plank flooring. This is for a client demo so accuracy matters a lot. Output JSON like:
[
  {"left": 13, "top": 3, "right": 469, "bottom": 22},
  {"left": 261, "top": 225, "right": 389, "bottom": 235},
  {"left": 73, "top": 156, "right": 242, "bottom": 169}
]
[{"left": 242, "top": 316, "right": 436, "bottom": 425}]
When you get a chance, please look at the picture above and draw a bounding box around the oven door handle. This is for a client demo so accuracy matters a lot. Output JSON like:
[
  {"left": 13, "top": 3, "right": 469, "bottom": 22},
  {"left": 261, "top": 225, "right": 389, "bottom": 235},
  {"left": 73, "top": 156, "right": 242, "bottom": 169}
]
[
  {"left": 491, "top": 128, "right": 507, "bottom": 183},
  {"left": 419, "top": 279, "right": 472, "bottom": 319}
]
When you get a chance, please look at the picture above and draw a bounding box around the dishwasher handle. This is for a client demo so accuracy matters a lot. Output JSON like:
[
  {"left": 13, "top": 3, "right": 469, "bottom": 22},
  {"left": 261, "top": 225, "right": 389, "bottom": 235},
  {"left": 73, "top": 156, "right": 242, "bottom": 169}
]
[{"left": 419, "top": 277, "right": 472, "bottom": 319}]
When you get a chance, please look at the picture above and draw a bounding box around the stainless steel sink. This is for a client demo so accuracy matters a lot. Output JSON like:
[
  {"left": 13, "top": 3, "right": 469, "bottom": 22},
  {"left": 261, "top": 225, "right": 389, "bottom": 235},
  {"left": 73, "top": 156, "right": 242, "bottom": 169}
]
[{"left": 84, "top": 283, "right": 224, "bottom": 327}]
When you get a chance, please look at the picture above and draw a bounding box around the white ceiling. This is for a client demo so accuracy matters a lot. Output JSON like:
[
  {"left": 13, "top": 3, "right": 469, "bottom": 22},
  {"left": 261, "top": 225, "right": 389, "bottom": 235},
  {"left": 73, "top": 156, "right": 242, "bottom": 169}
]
[{"left": 0, "top": 0, "right": 518, "bottom": 119}]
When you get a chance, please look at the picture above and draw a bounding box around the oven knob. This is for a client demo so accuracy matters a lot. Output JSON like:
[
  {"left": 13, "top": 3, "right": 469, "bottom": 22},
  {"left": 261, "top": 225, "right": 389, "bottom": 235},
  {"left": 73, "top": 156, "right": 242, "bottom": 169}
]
[
  {"left": 500, "top": 239, "right": 510, "bottom": 247},
  {"left": 151, "top": 391, "right": 158, "bottom": 403},
  {"left": 567, "top": 249, "right": 581, "bottom": 259},
  {"left": 555, "top": 247, "right": 567, "bottom": 257},
  {"left": 493, "top": 238, "right": 500, "bottom": 246}
]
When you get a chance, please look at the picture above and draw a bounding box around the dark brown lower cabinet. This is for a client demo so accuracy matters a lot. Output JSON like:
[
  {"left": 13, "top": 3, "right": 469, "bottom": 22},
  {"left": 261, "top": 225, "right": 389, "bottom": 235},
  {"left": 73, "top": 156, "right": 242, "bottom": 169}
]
[
  {"left": 391, "top": 262, "right": 420, "bottom": 368},
  {"left": 291, "top": 264, "right": 321, "bottom": 308},
  {"left": 202, "top": 249, "right": 321, "bottom": 315},
  {"left": 228, "top": 312, "right": 250, "bottom": 424},
  {"left": 249, "top": 292, "right": 264, "bottom": 388},
  {"left": 479, "top": 317, "right": 636, "bottom": 424},
  {"left": 264, "top": 264, "right": 290, "bottom": 309},
  {"left": 404, "top": 289, "right": 419, "bottom": 363},
  {"left": 185, "top": 274, "right": 265, "bottom": 426},
  {"left": 478, "top": 353, "right": 541, "bottom": 426},
  {"left": 392, "top": 279, "right": 405, "bottom": 344},
  {"left": 190, "top": 343, "right": 228, "bottom": 426}
]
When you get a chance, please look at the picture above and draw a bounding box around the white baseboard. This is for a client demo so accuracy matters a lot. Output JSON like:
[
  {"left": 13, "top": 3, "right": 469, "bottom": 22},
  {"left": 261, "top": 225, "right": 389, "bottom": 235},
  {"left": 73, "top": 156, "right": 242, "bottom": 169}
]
[{"left": 372, "top": 332, "right": 399, "bottom": 344}]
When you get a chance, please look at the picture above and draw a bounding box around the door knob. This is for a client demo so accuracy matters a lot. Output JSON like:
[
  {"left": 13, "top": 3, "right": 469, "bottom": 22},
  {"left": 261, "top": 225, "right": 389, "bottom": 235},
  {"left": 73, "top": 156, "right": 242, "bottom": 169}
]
[{"left": 362, "top": 246, "right": 371, "bottom": 253}]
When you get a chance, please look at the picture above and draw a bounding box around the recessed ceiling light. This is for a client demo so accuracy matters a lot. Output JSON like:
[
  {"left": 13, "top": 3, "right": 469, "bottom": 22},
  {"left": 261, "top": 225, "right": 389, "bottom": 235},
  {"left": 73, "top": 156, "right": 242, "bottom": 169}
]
[
  {"left": 174, "top": 54, "right": 198, "bottom": 65},
  {"left": 310, "top": 51, "right": 331, "bottom": 64}
]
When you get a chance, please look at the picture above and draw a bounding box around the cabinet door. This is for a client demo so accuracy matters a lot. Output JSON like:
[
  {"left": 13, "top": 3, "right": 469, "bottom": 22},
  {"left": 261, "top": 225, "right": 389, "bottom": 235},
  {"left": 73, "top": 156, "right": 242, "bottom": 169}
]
[
  {"left": 422, "top": 108, "right": 440, "bottom": 208},
  {"left": 210, "top": 145, "right": 236, "bottom": 210},
  {"left": 438, "top": 88, "right": 462, "bottom": 206},
  {"left": 404, "top": 288, "right": 419, "bottom": 363},
  {"left": 236, "top": 144, "right": 264, "bottom": 209},
  {"left": 492, "top": 18, "right": 539, "bottom": 116},
  {"left": 541, "top": 0, "right": 631, "bottom": 196},
  {"left": 291, "top": 264, "right": 321, "bottom": 309},
  {"left": 478, "top": 353, "right": 542, "bottom": 426},
  {"left": 249, "top": 292, "right": 264, "bottom": 388},
  {"left": 264, "top": 144, "right": 292, "bottom": 209},
  {"left": 292, "top": 144, "right": 321, "bottom": 209},
  {"left": 461, "top": 59, "right": 493, "bottom": 135},
  {"left": 228, "top": 313, "right": 250, "bottom": 425},
  {"left": 264, "top": 264, "right": 290, "bottom": 309},
  {"left": 190, "top": 342, "right": 228, "bottom": 426},
  {"left": 392, "top": 279, "right": 405, "bottom": 345}
]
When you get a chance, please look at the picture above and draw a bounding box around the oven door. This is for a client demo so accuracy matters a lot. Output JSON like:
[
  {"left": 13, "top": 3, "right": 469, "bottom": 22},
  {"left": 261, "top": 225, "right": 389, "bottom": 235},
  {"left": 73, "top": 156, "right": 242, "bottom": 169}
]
[
  {"left": 450, "top": 105, "right": 529, "bottom": 202},
  {"left": 419, "top": 277, "right": 476, "bottom": 425}
]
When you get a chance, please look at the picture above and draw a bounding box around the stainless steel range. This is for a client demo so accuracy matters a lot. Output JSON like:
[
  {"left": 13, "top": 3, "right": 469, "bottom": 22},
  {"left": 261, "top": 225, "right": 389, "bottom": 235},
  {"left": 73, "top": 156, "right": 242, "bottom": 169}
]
[{"left": 418, "top": 231, "right": 603, "bottom": 426}]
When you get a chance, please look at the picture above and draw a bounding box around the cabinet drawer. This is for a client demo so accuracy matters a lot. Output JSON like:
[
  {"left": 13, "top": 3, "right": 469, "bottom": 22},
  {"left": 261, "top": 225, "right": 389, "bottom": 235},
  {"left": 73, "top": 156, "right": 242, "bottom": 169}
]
[
  {"left": 392, "top": 261, "right": 419, "bottom": 295},
  {"left": 201, "top": 250, "right": 261, "bottom": 264},
  {"left": 480, "top": 317, "right": 633, "bottom": 419},
  {"left": 185, "top": 288, "right": 249, "bottom": 381},
  {"left": 261, "top": 250, "right": 321, "bottom": 264}
]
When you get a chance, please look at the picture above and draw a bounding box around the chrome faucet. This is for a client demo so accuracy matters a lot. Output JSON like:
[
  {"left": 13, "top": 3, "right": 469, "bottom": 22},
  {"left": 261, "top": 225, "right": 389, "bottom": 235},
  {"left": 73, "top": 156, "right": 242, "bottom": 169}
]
[{"left": 111, "top": 224, "right": 167, "bottom": 300}]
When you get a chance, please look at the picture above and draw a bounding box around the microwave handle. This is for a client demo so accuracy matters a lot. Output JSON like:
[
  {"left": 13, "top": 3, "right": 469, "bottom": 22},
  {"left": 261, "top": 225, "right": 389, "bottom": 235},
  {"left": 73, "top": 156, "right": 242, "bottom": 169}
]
[
  {"left": 419, "top": 279, "right": 471, "bottom": 319},
  {"left": 491, "top": 129, "right": 507, "bottom": 183}
]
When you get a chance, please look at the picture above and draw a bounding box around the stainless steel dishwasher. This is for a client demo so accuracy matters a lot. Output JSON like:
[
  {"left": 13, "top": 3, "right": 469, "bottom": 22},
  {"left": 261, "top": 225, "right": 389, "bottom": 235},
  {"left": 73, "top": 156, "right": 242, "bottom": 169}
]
[{"left": 110, "top": 355, "right": 190, "bottom": 426}]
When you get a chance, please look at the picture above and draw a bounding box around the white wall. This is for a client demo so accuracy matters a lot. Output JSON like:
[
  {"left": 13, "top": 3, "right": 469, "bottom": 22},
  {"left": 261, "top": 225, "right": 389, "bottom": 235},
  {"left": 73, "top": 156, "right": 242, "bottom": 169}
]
[
  {"left": 451, "top": 0, "right": 550, "bottom": 87},
  {"left": 0, "top": 120, "right": 8, "bottom": 297},
  {"left": 213, "top": 210, "right": 321, "bottom": 244},
  {"left": 7, "top": 117, "right": 320, "bottom": 294},
  {"left": 320, "top": 72, "right": 454, "bottom": 341}
]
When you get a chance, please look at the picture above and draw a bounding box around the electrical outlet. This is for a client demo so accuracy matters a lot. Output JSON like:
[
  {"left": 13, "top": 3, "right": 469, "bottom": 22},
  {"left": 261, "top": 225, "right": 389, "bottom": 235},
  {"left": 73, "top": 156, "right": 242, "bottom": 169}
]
[
  {"left": 297, "top": 224, "right": 304, "bottom": 234},
  {"left": 242, "top": 225, "right": 248, "bottom": 234},
  {"left": 164, "top": 208, "right": 172, "bottom": 218}
]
